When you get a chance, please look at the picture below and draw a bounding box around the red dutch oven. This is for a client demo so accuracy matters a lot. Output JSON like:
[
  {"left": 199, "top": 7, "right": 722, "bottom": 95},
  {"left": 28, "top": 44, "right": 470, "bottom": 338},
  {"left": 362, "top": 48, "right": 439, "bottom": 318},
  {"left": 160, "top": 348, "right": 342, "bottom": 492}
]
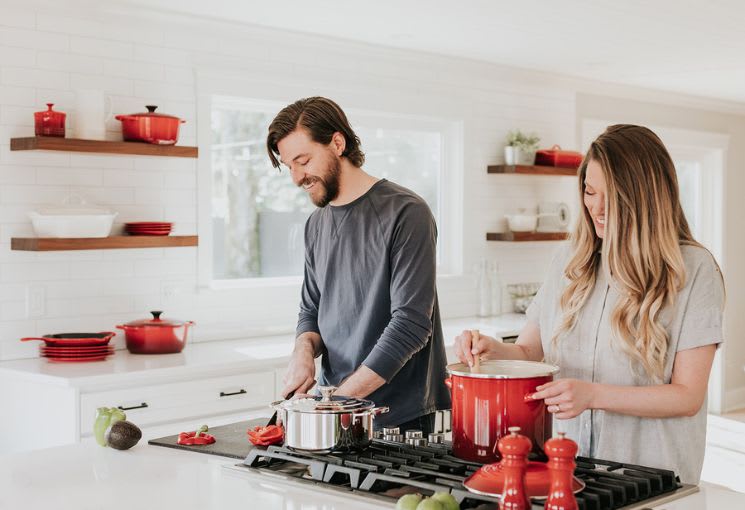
[
  {"left": 117, "top": 311, "right": 194, "bottom": 354},
  {"left": 446, "top": 360, "right": 559, "bottom": 463},
  {"left": 115, "top": 105, "right": 185, "bottom": 145}
]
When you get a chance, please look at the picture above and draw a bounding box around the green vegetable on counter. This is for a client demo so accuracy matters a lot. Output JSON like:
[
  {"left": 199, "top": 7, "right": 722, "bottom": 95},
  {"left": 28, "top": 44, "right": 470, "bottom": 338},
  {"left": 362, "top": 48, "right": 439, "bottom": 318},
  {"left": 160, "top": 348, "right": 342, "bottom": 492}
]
[
  {"left": 94, "top": 407, "right": 126, "bottom": 447},
  {"left": 415, "top": 498, "right": 444, "bottom": 510},
  {"left": 430, "top": 492, "right": 459, "bottom": 510},
  {"left": 396, "top": 494, "right": 423, "bottom": 510},
  {"left": 194, "top": 424, "right": 209, "bottom": 438}
]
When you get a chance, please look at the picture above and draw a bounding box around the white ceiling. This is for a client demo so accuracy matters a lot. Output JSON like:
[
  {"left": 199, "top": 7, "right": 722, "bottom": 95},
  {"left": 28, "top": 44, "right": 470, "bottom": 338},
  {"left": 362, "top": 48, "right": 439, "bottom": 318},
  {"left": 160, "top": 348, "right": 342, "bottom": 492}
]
[{"left": 120, "top": 0, "right": 745, "bottom": 105}]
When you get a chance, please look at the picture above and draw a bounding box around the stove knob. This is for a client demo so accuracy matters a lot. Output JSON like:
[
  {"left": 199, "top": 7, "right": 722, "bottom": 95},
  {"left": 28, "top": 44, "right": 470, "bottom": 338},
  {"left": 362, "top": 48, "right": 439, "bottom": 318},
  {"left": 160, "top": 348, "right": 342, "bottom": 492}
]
[
  {"left": 405, "top": 429, "right": 423, "bottom": 439},
  {"left": 384, "top": 434, "right": 404, "bottom": 443},
  {"left": 383, "top": 427, "right": 400, "bottom": 436},
  {"left": 373, "top": 430, "right": 384, "bottom": 439},
  {"left": 413, "top": 438, "right": 428, "bottom": 447},
  {"left": 428, "top": 433, "right": 445, "bottom": 444}
]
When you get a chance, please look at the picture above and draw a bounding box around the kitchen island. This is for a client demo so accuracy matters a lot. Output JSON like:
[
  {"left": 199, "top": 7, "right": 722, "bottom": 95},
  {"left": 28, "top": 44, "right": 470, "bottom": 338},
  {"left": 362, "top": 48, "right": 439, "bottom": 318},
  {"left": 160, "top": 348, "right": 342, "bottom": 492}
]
[{"left": 1, "top": 439, "right": 744, "bottom": 510}]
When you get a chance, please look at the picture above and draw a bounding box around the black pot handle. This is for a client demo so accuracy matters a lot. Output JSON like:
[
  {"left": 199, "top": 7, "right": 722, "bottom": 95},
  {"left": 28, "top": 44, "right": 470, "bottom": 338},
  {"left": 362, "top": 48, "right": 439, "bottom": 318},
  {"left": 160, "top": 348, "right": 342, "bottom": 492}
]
[{"left": 151, "top": 311, "right": 163, "bottom": 320}]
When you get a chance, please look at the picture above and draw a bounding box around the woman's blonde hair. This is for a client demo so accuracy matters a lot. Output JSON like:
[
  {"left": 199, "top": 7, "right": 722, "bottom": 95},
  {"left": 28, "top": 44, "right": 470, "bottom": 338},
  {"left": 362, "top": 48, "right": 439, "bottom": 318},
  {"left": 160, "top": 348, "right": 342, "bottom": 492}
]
[{"left": 554, "top": 124, "right": 703, "bottom": 381}]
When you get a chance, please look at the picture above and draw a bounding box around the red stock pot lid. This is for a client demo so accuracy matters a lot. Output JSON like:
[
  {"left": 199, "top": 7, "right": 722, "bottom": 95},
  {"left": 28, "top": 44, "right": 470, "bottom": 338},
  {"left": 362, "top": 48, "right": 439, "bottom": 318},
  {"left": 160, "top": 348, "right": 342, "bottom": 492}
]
[
  {"left": 118, "top": 105, "right": 182, "bottom": 120},
  {"left": 446, "top": 360, "right": 559, "bottom": 379},
  {"left": 122, "top": 310, "right": 188, "bottom": 328}
]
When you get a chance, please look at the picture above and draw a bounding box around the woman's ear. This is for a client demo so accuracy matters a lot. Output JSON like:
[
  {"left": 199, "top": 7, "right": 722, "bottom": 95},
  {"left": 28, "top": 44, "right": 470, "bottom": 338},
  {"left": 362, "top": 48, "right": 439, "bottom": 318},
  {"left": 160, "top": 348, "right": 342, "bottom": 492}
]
[{"left": 331, "top": 132, "right": 346, "bottom": 157}]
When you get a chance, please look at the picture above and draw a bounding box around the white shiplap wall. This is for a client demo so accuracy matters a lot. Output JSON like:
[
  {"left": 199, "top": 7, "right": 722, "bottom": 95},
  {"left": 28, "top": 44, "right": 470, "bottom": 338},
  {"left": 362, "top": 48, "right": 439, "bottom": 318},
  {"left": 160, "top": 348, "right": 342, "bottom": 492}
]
[{"left": 0, "top": 2, "right": 577, "bottom": 360}]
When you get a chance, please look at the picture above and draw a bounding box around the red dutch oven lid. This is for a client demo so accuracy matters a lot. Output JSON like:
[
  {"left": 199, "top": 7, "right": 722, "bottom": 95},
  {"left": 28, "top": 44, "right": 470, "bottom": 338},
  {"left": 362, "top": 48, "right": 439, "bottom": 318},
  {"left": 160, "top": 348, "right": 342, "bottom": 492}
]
[
  {"left": 446, "top": 360, "right": 559, "bottom": 379},
  {"left": 117, "top": 105, "right": 183, "bottom": 121},
  {"left": 122, "top": 310, "right": 188, "bottom": 328}
]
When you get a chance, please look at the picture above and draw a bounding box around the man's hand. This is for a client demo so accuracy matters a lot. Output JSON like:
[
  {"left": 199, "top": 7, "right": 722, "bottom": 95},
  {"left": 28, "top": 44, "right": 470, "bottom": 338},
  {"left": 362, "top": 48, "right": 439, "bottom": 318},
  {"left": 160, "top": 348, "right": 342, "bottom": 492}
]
[{"left": 281, "top": 333, "right": 320, "bottom": 398}]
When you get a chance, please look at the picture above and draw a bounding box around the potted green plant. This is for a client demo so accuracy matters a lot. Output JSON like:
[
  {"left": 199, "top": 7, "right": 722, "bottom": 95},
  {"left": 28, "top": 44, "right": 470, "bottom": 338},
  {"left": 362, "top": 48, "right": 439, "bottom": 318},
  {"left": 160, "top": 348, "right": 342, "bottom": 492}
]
[{"left": 504, "top": 130, "right": 540, "bottom": 165}]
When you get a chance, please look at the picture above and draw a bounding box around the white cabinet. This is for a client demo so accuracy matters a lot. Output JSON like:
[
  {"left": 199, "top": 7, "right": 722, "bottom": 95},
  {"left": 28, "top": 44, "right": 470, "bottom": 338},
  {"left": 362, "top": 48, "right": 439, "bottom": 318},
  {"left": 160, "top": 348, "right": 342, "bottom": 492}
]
[{"left": 78, "top": 372, "right": 275, "bottom": 436}]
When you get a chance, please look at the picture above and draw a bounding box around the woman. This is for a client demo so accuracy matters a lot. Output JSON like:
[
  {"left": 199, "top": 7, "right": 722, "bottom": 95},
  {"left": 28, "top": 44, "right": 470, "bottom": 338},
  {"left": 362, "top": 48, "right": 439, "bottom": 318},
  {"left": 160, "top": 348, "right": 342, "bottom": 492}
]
[{"left": 455, "top": 124, "right": 724, "bottom": 483}]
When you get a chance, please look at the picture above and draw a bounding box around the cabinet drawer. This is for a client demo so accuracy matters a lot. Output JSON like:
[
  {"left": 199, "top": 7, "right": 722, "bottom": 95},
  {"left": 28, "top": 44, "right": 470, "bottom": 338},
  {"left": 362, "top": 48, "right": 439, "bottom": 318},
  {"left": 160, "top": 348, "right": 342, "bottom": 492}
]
[{"left": 80, "top": 371, "right": 274, "bottom": 435}]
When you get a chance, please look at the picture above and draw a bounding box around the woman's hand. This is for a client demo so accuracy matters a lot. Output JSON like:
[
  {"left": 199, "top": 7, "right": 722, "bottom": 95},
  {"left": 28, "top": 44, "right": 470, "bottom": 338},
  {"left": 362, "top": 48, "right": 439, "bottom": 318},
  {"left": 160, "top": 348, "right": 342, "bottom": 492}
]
[
  {"left": 530, "top": 378, "right": 596, "bottom": 419},
  {"left": 454, "top": 329, "right": 501, "bottom": 366}
]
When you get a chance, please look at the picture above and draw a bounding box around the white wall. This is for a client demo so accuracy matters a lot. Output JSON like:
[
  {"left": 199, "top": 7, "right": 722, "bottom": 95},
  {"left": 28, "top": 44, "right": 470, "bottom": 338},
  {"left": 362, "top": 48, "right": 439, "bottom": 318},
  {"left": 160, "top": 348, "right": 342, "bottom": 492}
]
[{"left": 0, "top": 1, "right": 742, "bottom": 413}]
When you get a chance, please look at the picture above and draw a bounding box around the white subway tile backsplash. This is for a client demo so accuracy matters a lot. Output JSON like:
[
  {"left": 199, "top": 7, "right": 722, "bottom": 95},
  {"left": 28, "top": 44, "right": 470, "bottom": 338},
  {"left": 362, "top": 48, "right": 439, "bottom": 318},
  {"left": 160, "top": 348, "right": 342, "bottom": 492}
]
[
  {"left": 135, "top": 187, "right": 195, "bottom": 206},
  {"left": 44, "top": 280, "right": 104, "bottom": 299},
  {"left": 0, "top": 44, "right": 36, "bottom": 67},
  {"left": 0, "top": 165, "right": 36, "bottom": 185},
  {"left": 112, "top": 205, "right": 165, "bottom": 222},
  {"left": 0, "top": 105, "right": 37, "bottom": 126},
  {"left": 70, "top": 35, "right": 133, "bottom": 59},
  {"left": 0, "top": 26, "right": 68, "bottom": 51},
  {"left": 134, "top": 80, "right": 195, "bottom": 102},
  {"left": 103, "top": 59, "right": 165, "bottom": 81},
  {"left": 133, "top": 258, "right": 195, "bottom": 277},
  {"left": 103, "top": 169, "right": 163, "bottom": 188},
  {"left": 46, "top": 295, "right": 136, "bottom": 318},
  {"left": 0, "top": 66, "right": 69, "bottom": 89},
  {"left": 0, "top": 144, "right": 71, "bottom": 167},
  {"left": 69, "top": 153, "right": 134, "bottom": 170},
  {"left": 35, "top": 88, "right": 76, "bottom": 110},
  {"left": 0, "top": 300, "right": 26, "bottom": 320},
  {"left": 36, "top": 51, "right": 103, "bottom": 74},
  {"left": 0, "top": 85, "right": 36, "bottom": 107},
  {"left": 0, "top": 7, "right": 36, "bottom": 29},
  {"left": 0, "top": 282, "right": 26, "bottom": 301},
  {"left": 36, "top": 167, "right": 104, "bottom": 186},
  {"left": 69, "top": 260, "right": 134, "bottom": 280},
  {"left": 134, "top": 44, "right": 191, "bottom": 66},
  {"left": 1, "top": 261, "right": 69, "bottom": 282},
  {"left": 68, "top": 186, "right": 135, "bottom": 205},
  {"left": 0, "top": 184, "right": 69, "bottom": 205},
  {"left": 70, "top": 73, "right": 134, "bottom": 97}
]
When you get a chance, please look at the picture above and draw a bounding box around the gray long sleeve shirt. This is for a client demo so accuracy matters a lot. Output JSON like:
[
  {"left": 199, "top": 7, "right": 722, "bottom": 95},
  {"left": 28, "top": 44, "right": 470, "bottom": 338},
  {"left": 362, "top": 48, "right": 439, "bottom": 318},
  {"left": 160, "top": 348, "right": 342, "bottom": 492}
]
[{"left": 296, "top": 179, "right": 451, "bottom": 426}]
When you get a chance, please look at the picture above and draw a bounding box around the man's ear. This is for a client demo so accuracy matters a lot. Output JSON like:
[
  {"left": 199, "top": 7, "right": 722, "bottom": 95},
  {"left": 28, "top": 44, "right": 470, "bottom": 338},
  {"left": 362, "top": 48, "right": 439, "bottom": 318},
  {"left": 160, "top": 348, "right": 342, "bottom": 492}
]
[{"left": 331, "top": 132, "right": 346, "bottom": 157}]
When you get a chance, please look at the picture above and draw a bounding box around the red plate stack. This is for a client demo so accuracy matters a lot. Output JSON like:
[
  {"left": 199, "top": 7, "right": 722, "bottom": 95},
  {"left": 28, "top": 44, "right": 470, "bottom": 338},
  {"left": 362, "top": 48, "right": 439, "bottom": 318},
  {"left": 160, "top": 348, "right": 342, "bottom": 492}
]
[
  {"left": 21, "top": 332, "right": 116, "bottom": 363},
  {"left": 125, "top": 222, "right": 173, "bottom": 236},
  {"left": 40, "top": 344, "right": 115, "bottom": 362}
]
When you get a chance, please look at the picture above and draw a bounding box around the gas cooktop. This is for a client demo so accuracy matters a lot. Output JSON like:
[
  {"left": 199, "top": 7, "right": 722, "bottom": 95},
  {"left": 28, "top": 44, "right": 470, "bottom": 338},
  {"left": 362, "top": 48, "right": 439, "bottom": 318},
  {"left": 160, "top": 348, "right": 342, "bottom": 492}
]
[{"left": 225, "top": 435, "right": 698, "bottom": 510}]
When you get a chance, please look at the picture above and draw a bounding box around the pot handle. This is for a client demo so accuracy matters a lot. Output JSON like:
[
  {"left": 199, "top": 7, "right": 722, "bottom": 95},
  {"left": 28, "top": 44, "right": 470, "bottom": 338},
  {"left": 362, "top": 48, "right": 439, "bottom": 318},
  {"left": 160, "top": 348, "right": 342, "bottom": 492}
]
[
  {"left": 269, "top": 399, "right": 285, "bottom": 410},
  {"left": 115, "top": 325, "right": 126, "bottom": 330},
  {"left": 444, "top": 377, "right": 452, "bottom": 389},
  {"left": 20, "top": 337, "right": 48, "bottom": 342}
]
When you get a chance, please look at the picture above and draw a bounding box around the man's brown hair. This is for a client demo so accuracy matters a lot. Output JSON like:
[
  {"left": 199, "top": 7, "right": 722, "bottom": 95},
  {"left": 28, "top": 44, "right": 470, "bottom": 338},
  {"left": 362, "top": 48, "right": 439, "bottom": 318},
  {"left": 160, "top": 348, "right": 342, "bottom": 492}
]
[{"left": 266, "top": 96, "right": 365, "bottom": 169}]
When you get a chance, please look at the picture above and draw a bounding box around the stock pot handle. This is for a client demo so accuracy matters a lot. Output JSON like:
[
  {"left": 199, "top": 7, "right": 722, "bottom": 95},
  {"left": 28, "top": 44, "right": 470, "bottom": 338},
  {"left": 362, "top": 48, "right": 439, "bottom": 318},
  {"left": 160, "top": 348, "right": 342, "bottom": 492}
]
[
  {"left": 360, "top": 406, "right": 389, "bottom": 419},
  {"left": 444, "top": 377, "right": 452, "bottom": 389}
]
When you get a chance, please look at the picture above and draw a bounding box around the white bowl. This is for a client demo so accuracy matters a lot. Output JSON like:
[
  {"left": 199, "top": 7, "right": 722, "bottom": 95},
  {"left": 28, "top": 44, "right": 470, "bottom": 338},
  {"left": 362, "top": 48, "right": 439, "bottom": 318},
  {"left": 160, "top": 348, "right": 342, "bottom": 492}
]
[
  {"left": 29, "top": 211, "right": 117, "bottom": 238},
  {"left": 505, "top": 214, "right": 538, "bottom": 232}
]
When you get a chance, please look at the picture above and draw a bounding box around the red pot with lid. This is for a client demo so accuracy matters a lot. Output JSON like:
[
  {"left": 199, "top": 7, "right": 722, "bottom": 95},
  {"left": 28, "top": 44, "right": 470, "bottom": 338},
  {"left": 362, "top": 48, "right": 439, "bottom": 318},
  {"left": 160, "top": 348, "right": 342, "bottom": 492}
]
[
  {"left": 115, "top": 105, "right": 185, "bottom": 145},
  {"left": 445, "top": 359, "right": 559, "bottom": 463},
  {"left": 34, "top": 103, "right": 66, "bottom": 137},
  {"left": 117, "top": 311, "right": 194, "bottom": 354}
]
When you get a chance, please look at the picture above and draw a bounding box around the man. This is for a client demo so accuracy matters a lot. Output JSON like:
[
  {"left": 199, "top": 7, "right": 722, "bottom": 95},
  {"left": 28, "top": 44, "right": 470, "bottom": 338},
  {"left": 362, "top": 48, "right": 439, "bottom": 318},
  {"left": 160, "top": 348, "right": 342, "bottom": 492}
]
[{"left": 266, "top": 96, "right": 450, "bottom": 433}]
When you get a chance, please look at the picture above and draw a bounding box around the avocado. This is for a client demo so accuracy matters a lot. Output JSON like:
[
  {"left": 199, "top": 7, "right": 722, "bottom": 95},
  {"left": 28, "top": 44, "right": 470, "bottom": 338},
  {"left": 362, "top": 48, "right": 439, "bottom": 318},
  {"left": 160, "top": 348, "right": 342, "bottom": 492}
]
[{"left": 105, "top": 420, "right": 142, "bottom": 450}]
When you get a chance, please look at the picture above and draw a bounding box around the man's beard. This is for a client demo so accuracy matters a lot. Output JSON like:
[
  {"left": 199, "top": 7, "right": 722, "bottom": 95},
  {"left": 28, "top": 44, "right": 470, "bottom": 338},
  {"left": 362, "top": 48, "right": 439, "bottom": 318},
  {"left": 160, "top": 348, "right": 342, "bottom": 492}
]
[{"left": 302, "top": 154, "right": 341, "bottom": 208}]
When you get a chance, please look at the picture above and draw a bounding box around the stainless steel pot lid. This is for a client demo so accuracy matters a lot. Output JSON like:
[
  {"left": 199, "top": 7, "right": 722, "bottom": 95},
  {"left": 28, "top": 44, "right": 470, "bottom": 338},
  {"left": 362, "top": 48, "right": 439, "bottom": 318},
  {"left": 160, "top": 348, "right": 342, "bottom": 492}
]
[
  {"left": 273, "top": 386, "right": 376, "bottom": 413},
  {"left": 446, "top": 360, "right": 559, "bottom": 379}
]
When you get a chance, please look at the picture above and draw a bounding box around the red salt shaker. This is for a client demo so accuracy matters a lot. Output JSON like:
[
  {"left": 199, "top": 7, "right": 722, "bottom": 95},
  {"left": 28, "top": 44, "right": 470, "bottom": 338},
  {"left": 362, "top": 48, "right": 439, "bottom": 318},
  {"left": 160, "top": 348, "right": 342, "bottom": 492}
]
[
  {"left": 34, "top": 103, "right": 66, "bottom": 137},
  {"left": 497, "top": 425, "right": 532, "bottom": 510},
  {"left": 544, "top": 432, "right": 579, "bottom": 510}
]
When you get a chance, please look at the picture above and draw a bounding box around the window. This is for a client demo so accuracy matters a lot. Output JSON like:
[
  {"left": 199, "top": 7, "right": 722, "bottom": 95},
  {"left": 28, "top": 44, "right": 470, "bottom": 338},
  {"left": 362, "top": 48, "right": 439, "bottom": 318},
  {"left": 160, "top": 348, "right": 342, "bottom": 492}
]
[{"left": 210, "top": 97, "right": 456, "bottom": 281}]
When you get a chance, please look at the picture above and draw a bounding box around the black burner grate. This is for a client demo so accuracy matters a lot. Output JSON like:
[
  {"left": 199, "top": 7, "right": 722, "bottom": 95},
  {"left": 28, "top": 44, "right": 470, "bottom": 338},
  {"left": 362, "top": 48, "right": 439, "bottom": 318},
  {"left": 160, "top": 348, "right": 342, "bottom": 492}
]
[{"left": 242, "top": 441, "right": 682, "bottom": 510}]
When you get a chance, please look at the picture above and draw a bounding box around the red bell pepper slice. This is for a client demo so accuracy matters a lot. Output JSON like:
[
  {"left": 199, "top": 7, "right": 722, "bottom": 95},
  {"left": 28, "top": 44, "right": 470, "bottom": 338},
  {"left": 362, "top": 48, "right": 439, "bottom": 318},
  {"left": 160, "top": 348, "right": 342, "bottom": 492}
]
[
  {"left": 247, "top": 424, "right": 284, "bottom": 446},
  {"left": 177, "top": 425, "right": 216, "bottom": 446}
]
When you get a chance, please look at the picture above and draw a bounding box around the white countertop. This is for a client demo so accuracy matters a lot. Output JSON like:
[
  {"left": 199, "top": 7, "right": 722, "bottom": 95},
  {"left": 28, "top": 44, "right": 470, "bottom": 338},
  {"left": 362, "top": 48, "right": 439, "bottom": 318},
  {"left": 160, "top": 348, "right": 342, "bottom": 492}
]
[
  {"left": 1, "top": 439, "right": 743, "bottom": 510},
  {"left": 0, "top": 314, "right": 527, "bottom": 390}
]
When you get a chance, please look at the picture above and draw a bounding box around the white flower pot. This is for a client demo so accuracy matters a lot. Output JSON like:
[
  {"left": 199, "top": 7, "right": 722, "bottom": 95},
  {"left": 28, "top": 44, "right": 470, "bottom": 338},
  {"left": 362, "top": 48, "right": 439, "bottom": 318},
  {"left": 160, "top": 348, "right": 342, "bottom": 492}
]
[{"left": 504, "top": 146, "right": 520, "bottom": 165}]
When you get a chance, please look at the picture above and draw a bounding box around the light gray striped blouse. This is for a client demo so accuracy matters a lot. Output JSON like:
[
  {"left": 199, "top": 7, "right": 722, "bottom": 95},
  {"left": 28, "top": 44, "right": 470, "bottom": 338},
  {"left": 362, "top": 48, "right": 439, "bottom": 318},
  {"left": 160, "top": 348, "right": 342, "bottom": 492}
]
[{"left": 526, "top": 243, "right": 724, "bottom": 484}]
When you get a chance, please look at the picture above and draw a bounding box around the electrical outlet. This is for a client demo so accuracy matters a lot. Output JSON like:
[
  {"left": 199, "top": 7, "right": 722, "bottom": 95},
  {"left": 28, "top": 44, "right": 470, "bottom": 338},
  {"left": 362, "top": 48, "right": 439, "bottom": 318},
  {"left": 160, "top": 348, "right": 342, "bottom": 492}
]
[{"left": 26, "top": 284, "right": 46, "bottom": 318}]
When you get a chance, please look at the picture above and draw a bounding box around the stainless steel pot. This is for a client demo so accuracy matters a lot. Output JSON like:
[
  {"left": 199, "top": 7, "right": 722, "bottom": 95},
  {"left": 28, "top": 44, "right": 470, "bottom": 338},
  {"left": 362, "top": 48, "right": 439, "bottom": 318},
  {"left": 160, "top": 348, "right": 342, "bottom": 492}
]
[{"left": 271, "top": 386, "right": 389, "bottom": 453}]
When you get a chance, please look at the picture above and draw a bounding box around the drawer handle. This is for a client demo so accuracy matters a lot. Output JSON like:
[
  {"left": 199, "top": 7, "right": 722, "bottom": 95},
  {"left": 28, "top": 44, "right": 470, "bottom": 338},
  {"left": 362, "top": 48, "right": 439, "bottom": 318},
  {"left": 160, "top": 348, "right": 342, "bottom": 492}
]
[
  {"left": 220, "top": 389, "right": 247, "bottom": 397},
  {"left": 117, "top": 402, "right": 149, "bottom": 411}
]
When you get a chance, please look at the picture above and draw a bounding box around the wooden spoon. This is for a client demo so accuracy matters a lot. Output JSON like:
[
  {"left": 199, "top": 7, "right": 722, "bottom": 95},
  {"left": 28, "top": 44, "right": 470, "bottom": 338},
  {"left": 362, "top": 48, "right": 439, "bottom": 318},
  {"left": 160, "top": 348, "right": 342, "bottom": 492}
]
[{"left": 470, "top": 329, "right": 481, "bottom": 373}]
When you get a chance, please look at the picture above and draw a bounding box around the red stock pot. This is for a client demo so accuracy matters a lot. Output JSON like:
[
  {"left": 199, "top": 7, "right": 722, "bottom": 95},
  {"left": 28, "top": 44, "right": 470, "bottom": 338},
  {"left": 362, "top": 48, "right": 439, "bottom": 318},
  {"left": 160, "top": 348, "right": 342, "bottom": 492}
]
[
  {"left": 115, "top": 105, "right": 185, "bottom": 145},
  {"left": 445, "top": 360, "right": 559, "bottom": 463},
  {"left": 117, "top": 311, "right": 194, "bottom": 354}
]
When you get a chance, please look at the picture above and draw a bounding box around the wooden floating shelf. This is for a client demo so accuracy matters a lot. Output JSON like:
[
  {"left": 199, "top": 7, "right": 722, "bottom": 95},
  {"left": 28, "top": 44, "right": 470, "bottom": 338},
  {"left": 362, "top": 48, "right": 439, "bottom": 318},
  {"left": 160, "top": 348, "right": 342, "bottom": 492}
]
[
  {"left": 10, "top": 137, "right": 198, "bottom": 158},
  {"left": 486, "top": 232, "right": 569, "bottom": 242},
  {"left": 11, "top": 236, "right": 198, "bottom": 251},
  {"left": 487, "top": 164, "right": 577, "bottom": 176}
]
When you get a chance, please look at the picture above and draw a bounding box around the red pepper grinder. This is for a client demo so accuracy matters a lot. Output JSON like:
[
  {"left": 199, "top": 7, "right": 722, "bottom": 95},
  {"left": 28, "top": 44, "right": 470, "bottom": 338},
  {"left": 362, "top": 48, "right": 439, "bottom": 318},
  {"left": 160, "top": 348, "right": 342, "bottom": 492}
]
[
  {"left": 497, "top": 425, "right": 532, "bottom": 510},
  {"left": 544, "top": 432, "right": 579, "bottom": 510}
]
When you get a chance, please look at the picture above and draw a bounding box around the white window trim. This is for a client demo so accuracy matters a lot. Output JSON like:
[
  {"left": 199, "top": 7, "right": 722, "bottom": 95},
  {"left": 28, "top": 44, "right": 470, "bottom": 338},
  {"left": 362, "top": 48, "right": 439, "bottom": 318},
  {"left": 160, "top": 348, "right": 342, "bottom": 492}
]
[{"left": 198, "top": 93, "right": 464, "bottom": 291}]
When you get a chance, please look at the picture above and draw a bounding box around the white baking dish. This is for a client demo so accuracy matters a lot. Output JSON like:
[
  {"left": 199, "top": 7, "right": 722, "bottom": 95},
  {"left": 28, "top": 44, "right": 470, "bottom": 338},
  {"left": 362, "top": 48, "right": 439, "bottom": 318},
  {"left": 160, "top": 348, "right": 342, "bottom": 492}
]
[{"left": 29, "top": 196, "right": 117, "bottom": 238}]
